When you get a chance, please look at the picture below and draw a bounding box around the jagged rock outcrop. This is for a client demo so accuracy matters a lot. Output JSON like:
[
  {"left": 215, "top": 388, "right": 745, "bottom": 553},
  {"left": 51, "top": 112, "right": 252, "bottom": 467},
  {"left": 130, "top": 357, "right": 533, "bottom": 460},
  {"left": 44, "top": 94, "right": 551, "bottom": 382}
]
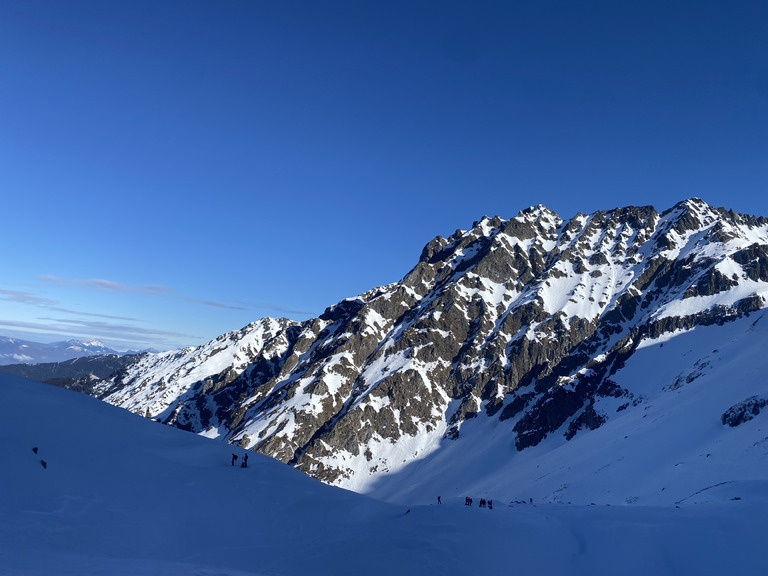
[
  {"left": 722, "top": 396, "right": 768, "bottom": 427},
  {"left": 88, "top": 198, "right": 768, "bottom": 488}
]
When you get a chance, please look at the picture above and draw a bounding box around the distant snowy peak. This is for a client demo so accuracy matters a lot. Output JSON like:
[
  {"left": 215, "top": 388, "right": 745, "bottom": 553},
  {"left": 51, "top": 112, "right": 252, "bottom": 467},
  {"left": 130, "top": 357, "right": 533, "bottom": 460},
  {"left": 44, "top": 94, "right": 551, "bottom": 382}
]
[
  {"left": 61, "top": 339, "right": 113, "bottom": 355},
  {"left": 0, "top": 337, "right": 121, "bottom": 365},
  {"left": 91, "top": 198, "right": 768, "bottom": 491},
  {"left": 66, "top": 338, "right": 106, "bottom": 348}
]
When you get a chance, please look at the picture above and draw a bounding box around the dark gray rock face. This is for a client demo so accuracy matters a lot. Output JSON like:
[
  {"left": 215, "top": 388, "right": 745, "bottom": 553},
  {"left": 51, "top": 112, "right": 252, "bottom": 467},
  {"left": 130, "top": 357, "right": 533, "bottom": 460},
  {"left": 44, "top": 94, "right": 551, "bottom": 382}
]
[
  {"left": 722, "top": 396, "right": 768, "bottom": 427},
  {"left": 89, "top": 198, "right": 768, "bottom": 488}
]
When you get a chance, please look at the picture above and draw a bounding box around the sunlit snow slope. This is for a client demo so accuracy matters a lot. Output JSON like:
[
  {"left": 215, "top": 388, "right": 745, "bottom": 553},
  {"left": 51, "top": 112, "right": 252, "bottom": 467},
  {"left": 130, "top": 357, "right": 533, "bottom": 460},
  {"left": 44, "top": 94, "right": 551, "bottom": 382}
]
[{"left": 1, "top": 373, "right": 766, "bottom": 576}]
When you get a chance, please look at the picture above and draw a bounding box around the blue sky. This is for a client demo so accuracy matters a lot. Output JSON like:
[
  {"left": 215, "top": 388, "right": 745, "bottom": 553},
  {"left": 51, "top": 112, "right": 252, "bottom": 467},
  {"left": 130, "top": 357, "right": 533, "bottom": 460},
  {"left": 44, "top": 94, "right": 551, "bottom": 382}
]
[{"left": 2, "top": 1, "right": 767, "bottom": 351}]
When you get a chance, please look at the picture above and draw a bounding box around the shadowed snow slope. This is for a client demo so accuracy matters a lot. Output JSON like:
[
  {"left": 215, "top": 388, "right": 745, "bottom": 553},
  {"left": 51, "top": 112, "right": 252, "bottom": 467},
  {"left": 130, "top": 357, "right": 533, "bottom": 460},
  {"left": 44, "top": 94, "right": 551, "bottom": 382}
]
[
  {"left": 1, "top": 373, "right": 766, "bottom": 575},
  {"left": 365, "top": 309, "right": 768, "bottom": 506}
]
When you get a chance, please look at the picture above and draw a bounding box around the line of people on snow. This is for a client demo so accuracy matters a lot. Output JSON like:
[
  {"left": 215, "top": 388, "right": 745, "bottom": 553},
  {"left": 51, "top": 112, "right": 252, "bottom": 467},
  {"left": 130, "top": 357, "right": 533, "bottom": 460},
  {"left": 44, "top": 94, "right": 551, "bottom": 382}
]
[{"left": 464, "top": 497, "right": 492, "bottom": 509}]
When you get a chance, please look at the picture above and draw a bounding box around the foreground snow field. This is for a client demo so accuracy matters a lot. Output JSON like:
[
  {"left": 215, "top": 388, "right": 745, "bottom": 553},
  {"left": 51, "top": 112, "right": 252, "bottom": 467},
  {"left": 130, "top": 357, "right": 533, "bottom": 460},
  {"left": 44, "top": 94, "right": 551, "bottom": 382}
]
[{"left": 1, "top": 373, "right": 766, "bottom": 575}]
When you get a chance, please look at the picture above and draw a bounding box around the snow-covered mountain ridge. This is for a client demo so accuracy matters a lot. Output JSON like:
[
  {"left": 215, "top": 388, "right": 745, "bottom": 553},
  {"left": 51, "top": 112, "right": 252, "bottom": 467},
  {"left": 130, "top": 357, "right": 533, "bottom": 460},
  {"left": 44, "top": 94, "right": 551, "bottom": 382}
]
[{"left": 89, "top": 198, "right": 768, "bottom": 498}]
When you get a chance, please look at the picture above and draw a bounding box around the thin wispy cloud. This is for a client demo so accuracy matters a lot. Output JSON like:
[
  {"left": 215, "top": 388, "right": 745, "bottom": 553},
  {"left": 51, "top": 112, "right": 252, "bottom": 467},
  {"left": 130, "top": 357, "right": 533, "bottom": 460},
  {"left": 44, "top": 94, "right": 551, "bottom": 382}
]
[
  {"left": 0, "top": 283, "right": 192, "bottom": 348},
  {"left": 253, "top": 302, "right": 316, "bottom": 316},
  {"left": 0, "top": 288, "right": 57, "bottom": 307},
  {"left": 179, "top": 295, "right": 247, "bottom": 311},
  {"left": 41, "top": 275, "right": 244, "bottom": 310},
  {"left": 2, "top": 287, "right": 138, "bottom": 321},
  {"left": 49, "top": 307, "right": 140, "bottom": 322},
  {"left": 3, "top": 277, "right": 314, "bottom": 350},
  {"left": 0, "top": 317, "right": 194, "bottom": 348},
  {"left": 40, "top": 275, "right": 172, "bottom": 295},
  {"left": 38, "top": 317, "right": 192, "bottom": 339}
]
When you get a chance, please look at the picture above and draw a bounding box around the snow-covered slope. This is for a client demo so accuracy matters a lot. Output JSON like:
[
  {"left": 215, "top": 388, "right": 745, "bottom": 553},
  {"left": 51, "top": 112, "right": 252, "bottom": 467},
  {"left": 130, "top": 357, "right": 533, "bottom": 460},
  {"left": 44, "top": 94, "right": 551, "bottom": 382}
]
[
  {"left": 86, "top": 198, "right": 768, "bottom": 497},
  {"left": 93, "top": 317, "right": 299, "bottom": 421},
  {"left": 1, "top": 373, "right": 766, "bottom": 576},
  {"left": 366, "top": 309, "right": 768, "bottom": 505}
]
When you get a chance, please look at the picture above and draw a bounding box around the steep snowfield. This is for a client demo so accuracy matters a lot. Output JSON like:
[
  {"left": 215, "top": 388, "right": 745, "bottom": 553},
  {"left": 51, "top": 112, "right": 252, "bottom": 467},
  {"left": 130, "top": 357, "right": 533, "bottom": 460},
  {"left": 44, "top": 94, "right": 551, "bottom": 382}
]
[
  {"left": 95, "top": 317, "right": 299, "bottom": 424},
  {"left": 1, "top": 373, "right": 766, "bottom": 575},
  {"left": 364, "top": 309, "right": 768, "bottom": 505}
]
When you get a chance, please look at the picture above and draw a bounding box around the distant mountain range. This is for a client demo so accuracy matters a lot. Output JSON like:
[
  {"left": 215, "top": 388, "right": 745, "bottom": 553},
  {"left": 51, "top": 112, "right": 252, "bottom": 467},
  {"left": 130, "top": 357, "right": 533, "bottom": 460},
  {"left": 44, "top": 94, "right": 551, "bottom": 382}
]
[
  {"left": 15, "top": 198, "right": 768, "bottom": 505},
  {"left": 0, "top": 337, "right": 120, "bottom": 365}
]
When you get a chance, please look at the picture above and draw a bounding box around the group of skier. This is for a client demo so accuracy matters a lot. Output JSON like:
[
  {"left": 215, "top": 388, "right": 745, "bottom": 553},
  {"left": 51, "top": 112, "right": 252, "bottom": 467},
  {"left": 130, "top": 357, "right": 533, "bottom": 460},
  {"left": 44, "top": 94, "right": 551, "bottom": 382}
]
[
  {"left": 32, "top": 446, "right": 47, "bottom": 469},
  {"left": 231, "top": 453, "right": 249, "bottom": 467},
  {"left": 463, "top": 496, "right": 492, "bottom": 509}
]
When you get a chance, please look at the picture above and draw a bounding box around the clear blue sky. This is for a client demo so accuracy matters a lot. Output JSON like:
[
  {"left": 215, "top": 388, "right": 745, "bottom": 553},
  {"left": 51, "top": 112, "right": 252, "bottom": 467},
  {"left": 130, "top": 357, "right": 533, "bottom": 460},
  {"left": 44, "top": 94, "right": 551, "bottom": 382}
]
[{"left": 2, "top": 1, "right": 767, "bottom": 351}]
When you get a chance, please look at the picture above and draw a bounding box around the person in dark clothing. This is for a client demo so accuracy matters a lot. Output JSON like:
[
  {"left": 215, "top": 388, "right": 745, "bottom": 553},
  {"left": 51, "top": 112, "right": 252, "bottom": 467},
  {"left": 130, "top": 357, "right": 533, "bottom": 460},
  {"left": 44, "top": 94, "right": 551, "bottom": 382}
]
[
  {"left": 437, "top": 496, "right": 441, "bottom": 505},
  {"left": 488, "top": 500, "right": 493, "bottom": 510},
  {"left": 231, "top": 454, "right": 238, "bottom": 466},
  {"left": 241, "top": 453, "right": 249, "bottom": 468}
]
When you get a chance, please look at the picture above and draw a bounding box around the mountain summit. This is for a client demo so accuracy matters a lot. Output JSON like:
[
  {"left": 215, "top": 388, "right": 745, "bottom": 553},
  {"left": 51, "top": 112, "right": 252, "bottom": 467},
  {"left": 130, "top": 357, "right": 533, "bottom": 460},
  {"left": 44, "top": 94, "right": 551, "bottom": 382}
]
[{"left": 90, "top": 199, "right": 768, "bottom": 499}]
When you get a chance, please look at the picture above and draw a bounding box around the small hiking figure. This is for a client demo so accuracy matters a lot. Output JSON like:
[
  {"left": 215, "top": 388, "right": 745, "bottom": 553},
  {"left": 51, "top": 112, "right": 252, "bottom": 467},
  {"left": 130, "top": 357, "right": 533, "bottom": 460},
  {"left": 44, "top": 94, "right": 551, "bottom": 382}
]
[
  {"left": 242, "top": 453, "right": 248, "bottom": 468},
  {"left": 479, "top": 498, "right": 486, "bottom": 508},
  {"left": 488, "top": 500, "right": 493, "bottom": 510},
  {"left": 437, "top": 496, "right": 441, "bottom": 505},
  {"left": 465, "top": 497, "right": 470, "bottom": 506},
  {"left": 529, "top": 497, "right": 533, "bottom": 504},
  {"left": 231, "top": 454, "right": 238, "bottom": 466}
]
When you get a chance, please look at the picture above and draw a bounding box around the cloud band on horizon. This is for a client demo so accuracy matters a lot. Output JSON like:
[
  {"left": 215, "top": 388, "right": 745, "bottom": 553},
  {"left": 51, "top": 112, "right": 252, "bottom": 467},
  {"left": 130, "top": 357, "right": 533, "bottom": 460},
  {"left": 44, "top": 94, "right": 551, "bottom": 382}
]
[{"left": 40, "top": 275, "right": 247, "bottom": 310}]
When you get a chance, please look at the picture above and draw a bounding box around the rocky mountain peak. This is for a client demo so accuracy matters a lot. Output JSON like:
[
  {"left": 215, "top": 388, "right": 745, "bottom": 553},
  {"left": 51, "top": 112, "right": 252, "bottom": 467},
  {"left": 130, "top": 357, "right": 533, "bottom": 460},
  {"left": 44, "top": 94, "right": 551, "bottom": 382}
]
[{"left": 88, "top": 199, "right": 768, "bottom": 490}]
